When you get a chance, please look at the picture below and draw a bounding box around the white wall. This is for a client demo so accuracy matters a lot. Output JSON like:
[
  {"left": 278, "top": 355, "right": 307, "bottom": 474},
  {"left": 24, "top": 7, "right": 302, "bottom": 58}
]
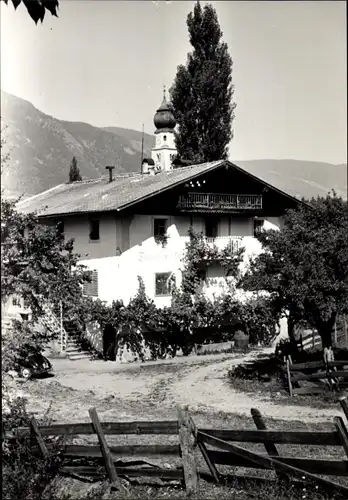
[
  {"left": 40, "top": 212, "right": 281, "bottom": 307},
  {"left": 79, "top": 214, "right": 281, "bottom": 307}
]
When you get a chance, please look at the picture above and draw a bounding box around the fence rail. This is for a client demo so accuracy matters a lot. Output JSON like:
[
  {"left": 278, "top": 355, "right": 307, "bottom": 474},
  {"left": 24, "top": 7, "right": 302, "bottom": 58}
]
[
  {"left": 4, "top": 400, "right": 348, "bottom": 497},
  {"left": 10, "top": 420, "right": 179, "bottom": 438},
  {"left": 283, "top": 355, "right": 348, "bottom": 396}
]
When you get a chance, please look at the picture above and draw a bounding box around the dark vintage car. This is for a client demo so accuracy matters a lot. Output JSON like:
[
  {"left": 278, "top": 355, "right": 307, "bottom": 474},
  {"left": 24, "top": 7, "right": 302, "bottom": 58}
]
[{"left": 15, "top": 352, "right": 53, "bottom": 379}]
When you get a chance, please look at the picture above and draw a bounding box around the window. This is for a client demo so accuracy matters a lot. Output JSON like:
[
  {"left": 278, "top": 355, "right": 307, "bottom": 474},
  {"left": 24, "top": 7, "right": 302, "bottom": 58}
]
[
  {"left": 157, "top": 153, "right": 161, "bottom": 162},
  {"left": 163, "top": 135, "right": 167, "bottom": 142},
  {"left": 89, "top": 219, "right": 100, "bottom": 241},
  {"left": 83, "top": 270, "right": 99, "bottom": 297},
  {"left": 154, "top": 218, "right": 168, "bottom": 238},
  {"left": 253, "top": 219, "right": 264, "bottom": 237},
  {"left": 20, "top": 313, "right": 29, "bottom": 321},
  {"left": 155, "top": 272, "right": 176, "bottom": 296},
  {"left": 205, "top": 217, "right": 219, "bottom": 238}
]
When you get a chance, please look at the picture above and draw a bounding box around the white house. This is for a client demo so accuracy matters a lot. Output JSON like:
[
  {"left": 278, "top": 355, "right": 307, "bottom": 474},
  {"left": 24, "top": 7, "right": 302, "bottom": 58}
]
[{"left": 16, "top": 92, "right": 304, "bottom": 311}]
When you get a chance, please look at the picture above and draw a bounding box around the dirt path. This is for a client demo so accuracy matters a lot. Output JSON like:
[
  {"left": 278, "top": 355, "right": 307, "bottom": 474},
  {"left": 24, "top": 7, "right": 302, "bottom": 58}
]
[
  {"left": 168, "top": 356, "right": 338, "bottom": 421},
  {"left": 17, "top": 349, "right": 342, "bottom": 424}
]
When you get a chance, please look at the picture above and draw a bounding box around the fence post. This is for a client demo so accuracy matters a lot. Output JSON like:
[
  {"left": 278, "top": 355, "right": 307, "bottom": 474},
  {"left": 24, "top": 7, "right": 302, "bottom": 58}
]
[
  {"left": 189, "top": 414, "right": 220, "bottom": 484},
  {"left": 60, "top": 301, "right": 64, "bottom": 353},
  {"left": 334, "top": 416, "right": 348, "bottom": 458},
  {"left": 250, "top": 408, "right": 288, "bottom": 482},
  {"left": 339, "top": 396, "right": 348, "bottom": 423},
  {"left": 286, "top": 357, "right": 293, "bottom": 397},
  {"left": 88, "top": 407, "right": 123, "bottom": 491},
  {"left": 30, "top": 417, "right": 49, "bottom": 458},
  {"left": 334, "top": 322, "right": 338, "bottom": 347},
  {"left": 177, "top": 405, "right": 199, "bottom": 495}
]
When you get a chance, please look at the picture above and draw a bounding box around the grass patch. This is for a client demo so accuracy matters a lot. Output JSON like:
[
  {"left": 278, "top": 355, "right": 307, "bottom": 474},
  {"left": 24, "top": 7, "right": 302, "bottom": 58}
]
[
  {"left": 42, "top": 476, "right": 345, "bottom": 500},
  {"left": 229, "top": 375, "right": 342, "bottom": 410}
]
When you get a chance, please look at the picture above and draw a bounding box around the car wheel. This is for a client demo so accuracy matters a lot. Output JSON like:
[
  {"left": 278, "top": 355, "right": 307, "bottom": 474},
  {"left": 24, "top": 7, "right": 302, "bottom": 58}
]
[{"left": 20, "top": 368, "right": 32, "bottom": 380}]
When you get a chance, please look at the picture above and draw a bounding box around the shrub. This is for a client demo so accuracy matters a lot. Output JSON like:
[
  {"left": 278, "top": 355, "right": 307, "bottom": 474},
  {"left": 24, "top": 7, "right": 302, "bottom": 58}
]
[
  {"left": 2, "top": 392, "right": 64, "bottom": 500},
  {"left": 229, "top": 355, "right": 281, "bottom": 382},
  {"left": 274, "top": 338, "right": 299, "bottom": 360},
  {"left": 2, "top": 320, "right": 50, "bottom": 373}
]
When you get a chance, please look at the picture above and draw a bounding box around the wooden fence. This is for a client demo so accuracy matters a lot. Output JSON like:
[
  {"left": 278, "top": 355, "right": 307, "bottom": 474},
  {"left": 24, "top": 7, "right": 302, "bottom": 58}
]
[
  {"left": 3, "top": 400, "right": 348, "bottom": 497},
  {"left": 297, "top": 329, "right": 322, "bottom": 351},
  {"left": 282, "top": 356, "right": 348, "bottom": 396}
]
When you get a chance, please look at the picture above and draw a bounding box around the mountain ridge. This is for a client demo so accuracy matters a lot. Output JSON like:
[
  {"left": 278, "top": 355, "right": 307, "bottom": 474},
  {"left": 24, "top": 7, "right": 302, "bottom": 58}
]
[{"left": 1, "top": 90, "right": 346, "bottom": 201}]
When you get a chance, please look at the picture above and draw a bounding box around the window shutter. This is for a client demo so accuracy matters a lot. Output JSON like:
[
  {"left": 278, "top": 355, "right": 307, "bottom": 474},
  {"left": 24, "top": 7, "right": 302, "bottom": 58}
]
[{"left": 83, "top": 270, "right": 99, "bottom": 297}]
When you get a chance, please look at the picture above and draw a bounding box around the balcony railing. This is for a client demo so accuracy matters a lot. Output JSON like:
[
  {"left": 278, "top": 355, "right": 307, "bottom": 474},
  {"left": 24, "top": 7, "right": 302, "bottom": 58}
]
[
  {"left": 177, "top": 192, "right": 263, "bottom": 211},
  {"left": 204, "top": 236, "right": 243, "bottom": 253},
  {"left": 181, "top": 235, "right": 243, "bottom": 254}
]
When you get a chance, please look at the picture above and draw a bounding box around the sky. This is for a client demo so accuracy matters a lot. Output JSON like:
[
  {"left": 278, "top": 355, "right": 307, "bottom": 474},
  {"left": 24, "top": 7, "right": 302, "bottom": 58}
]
[{"left": 1, "top": 0, "right": 347, "bottom": 164}]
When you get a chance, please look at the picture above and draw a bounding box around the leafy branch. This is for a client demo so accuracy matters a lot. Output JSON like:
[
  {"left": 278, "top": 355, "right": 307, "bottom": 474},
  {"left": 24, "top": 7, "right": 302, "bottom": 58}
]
[
  {"left": 1, "top": 0, "right": 59, "bottom": 24},
  {"left": 181, "top": 227, "right": 244, "bottom": 294}
]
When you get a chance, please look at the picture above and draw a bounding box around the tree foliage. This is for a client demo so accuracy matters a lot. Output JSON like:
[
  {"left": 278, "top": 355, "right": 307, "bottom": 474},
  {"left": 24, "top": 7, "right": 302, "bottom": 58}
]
[
  {"left": 170, "top": 1, "right": 236, "bottom": 163},
  {"left": 1, "top": 199, "right": 87, "bottom": 321},
  {"left": 1, "top": 0, "right": 59, "bottom": 24},
  {"left": 68, "top": 156, "right": 82, "bottom": 183},
  {"left": 240, "top": 193, "right": 348, "bottom": 347},
  {"left": 1, "top": 194, "right": 89, "bottom": 370}
]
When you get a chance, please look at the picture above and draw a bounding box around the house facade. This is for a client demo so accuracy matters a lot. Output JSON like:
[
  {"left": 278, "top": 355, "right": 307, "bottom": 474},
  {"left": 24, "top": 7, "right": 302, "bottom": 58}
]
[{"left": 16, "top": 93, "right": 302, "bottom": 309}]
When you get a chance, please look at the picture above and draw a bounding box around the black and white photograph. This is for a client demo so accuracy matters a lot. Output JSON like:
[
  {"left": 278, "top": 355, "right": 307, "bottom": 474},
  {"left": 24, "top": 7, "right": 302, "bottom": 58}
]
[{"left": 1, "top": 1, "right": 347, "bottom": 499}]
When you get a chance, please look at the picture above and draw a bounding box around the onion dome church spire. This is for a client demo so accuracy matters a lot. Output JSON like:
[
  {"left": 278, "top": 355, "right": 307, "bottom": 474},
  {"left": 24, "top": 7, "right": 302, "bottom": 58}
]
[
  {"left": 153, "top": 85, "right": 176, "bottom": 134},
  {"left": 147, "top": 86, "right": 177, "bottom": 173}
]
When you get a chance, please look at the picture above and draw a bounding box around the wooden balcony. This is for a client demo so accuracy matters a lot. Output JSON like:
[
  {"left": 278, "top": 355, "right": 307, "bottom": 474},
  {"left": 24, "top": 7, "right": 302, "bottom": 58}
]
[
  {"left": 204, "top": 236, "right": 243, "bottom": 254},
  {"left": 177, "top": 192, "right": 263, "bottom": 212},
  {"left": 181, "top": 235, "right": 243, "bottom": 254}
]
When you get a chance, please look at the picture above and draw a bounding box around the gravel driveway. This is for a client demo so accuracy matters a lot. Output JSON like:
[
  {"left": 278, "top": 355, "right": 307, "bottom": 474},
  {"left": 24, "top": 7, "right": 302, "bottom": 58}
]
[{"left": 18, "top": 349, "right": 342, "bottom": 424}]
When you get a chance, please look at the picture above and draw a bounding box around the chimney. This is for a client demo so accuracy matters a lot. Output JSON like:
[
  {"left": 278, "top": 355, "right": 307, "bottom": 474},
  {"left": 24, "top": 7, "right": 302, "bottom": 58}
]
[{"left": 105, "top": 166, "right": 115, "bottom": 182}]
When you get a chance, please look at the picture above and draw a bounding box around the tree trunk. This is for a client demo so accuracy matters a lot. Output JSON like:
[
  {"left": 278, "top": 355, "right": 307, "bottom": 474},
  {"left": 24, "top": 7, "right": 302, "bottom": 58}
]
[
  {"left": 287, "top": 314, "right": 297, "bottom": 345},
  {"left": 316, "top": 313, "right": 336, "bottom": 349}
]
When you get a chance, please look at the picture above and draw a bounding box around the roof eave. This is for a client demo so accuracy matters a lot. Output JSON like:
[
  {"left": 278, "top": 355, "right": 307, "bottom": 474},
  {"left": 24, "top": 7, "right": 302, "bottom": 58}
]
[
  {"left": 117, "top": 159, "right": 308, "bottom": 212},
  {"left": 116, "top": 160, "right": 226, "bottom": 212},
  {"left": 35, "top": 159, "right": 308, "bottom": 219}
]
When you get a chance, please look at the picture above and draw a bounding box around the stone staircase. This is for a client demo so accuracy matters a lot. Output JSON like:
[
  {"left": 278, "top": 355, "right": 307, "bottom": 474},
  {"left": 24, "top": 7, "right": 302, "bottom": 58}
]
[
  {"left": 62, "top": 321, "right": 93, "bottom": 361},
  {"left": 40, "top": 303, "right": 92, "bottom": 360}
]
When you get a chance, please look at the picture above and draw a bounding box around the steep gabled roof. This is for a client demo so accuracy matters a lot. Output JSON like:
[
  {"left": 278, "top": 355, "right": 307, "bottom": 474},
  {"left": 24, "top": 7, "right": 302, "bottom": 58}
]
[{"left": 17, "top": 160, "right": 304, "bottom": 217}]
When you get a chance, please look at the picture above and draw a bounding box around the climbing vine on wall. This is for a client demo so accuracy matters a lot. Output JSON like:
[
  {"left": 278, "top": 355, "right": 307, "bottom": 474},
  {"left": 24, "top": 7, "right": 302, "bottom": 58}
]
[
  {"left": 81, "top": 230, "right": 277, "bottom": 359},
  {"left": 180, "top": 227, "right": 245, "bottom": 294}
]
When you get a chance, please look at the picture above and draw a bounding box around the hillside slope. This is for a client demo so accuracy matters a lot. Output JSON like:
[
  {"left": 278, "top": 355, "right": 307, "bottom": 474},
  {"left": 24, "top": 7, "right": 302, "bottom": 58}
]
[
  {"left": 237, "top": 159, "right": 347, "bottom": 200},
  {"left": 1, "top": 91, "right": 153, "bottom": 198},
  {"left": 1, "top": 90, "right": 346, "bottom": 200}
]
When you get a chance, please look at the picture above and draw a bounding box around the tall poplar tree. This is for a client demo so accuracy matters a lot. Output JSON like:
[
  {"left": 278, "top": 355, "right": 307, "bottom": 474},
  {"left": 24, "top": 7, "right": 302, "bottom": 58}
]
[{"left": 170, "top": 1, "right": 236, "bottom": 164}]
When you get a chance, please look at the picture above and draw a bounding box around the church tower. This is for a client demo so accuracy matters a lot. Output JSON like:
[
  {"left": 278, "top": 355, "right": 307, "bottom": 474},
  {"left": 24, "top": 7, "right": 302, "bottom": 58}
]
[{"left": 151, "top": 86, "right": 177, "bottom": 172}]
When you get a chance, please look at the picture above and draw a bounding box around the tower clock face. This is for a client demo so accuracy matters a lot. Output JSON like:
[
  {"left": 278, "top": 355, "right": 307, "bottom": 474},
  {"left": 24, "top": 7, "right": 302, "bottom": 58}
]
[{"left": 156, "top": 136, "right": 160, "bottom": 146}]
